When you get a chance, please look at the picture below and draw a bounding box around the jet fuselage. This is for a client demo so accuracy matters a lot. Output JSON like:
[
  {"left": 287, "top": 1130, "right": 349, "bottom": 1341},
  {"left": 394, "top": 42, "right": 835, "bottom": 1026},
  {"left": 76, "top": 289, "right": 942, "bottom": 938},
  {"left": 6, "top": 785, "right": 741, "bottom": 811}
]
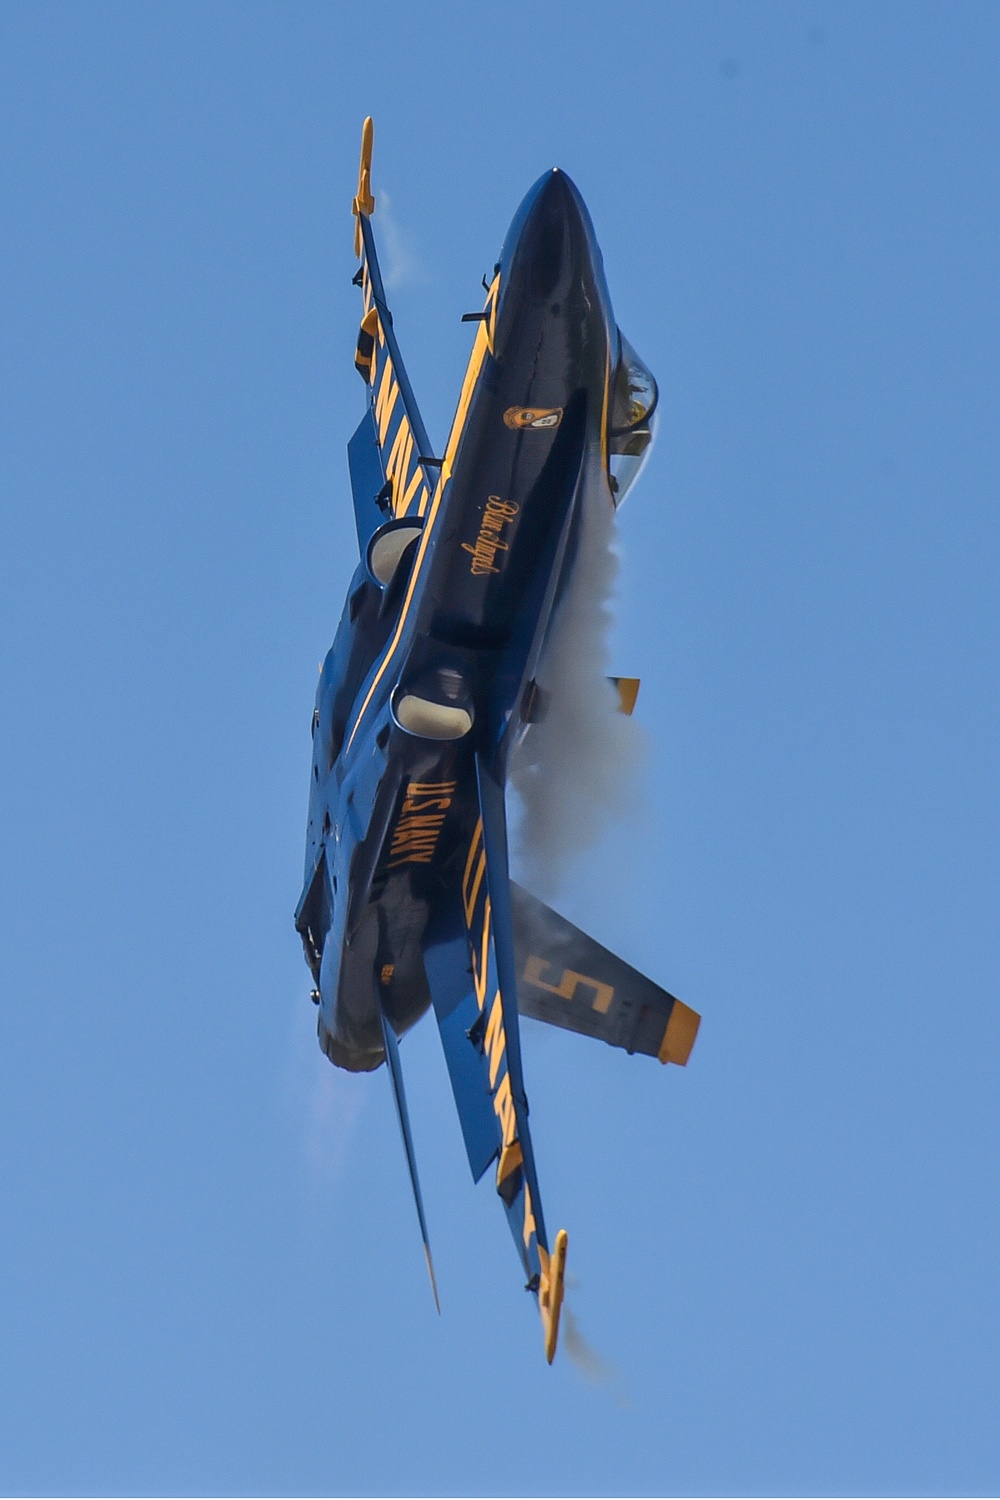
[{"left": 299, "top": 170, "right": 618, "bottom": 1071}]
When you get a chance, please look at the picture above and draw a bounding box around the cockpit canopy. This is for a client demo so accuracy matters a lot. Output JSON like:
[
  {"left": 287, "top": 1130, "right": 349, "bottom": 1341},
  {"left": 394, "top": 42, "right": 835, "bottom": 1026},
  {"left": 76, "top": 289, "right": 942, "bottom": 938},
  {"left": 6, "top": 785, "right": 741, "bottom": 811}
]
[{"left": 607, "top": 333, "right": 658, "bottom": 505}]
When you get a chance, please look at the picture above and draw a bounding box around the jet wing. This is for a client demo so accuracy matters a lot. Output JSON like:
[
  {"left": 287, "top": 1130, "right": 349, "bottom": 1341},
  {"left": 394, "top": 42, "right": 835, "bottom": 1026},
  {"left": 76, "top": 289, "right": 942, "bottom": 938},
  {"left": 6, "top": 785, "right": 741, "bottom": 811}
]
[
  {"left": 510, "top": 882, "right": 701, "bottom": 1065},
  {"left": 348, "top": 119, "right": 438, "bottom": 553}
]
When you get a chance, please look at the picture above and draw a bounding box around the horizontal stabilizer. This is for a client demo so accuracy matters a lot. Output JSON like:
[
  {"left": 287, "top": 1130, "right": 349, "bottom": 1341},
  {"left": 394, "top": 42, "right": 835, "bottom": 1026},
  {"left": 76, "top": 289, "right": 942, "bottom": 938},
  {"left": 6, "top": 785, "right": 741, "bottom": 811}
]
[{"left": 510, "top": 882, "right": 700, "bottom": 1065}]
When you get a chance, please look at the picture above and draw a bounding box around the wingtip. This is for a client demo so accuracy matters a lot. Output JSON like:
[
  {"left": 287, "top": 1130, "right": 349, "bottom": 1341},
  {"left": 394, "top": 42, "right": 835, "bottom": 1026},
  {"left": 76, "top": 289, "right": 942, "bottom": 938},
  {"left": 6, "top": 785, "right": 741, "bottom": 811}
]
[
  {"left": 353, "top": 116, "right": 376, "bottom": 257},
  {"left": 540, "top": 1228, "right": 568, "bottom": 1363},
  {"left": 658, "top": 999, "right": 701, "bottom": 1066}
]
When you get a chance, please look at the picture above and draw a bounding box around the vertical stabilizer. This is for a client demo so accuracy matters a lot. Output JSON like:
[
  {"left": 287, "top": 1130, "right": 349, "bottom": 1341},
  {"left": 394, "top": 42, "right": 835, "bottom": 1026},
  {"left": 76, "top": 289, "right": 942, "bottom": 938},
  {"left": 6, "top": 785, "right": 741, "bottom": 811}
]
[
  {"left": 348, "top": 117, "right": 439, "bottom": 553},
  {"left": 377, "top": 998, "right": 440, "bottom": 1313}
]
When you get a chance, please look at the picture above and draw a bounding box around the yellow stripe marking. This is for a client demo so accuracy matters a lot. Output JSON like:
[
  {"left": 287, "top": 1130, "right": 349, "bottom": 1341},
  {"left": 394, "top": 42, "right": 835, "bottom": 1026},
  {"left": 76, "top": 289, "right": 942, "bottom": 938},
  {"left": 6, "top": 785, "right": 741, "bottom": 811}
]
[
  {"left": 399, "top": 460, "right": 424, "bottom": 515},
  {"left": 473, "top": 901, "right": 491, "bottom": 1010},
  {"left": 375, "top": 370, "right": 399, "bottom": 445},
  {"left": 464, "top": 852, "right": 486, "bottom": 927}
]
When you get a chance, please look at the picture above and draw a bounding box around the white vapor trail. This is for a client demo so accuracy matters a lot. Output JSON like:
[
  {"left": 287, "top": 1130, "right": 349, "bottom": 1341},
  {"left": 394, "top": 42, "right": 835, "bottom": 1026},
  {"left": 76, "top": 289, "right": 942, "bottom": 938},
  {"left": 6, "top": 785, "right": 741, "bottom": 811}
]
[
  {"left": 375, "top": 189, "right": 419, "bottom": 290},
  {"left": 282, "top": 994, "right": 368, "bottom": 1193},
  {"left": 509, "top": 485, "right": 647, "bottom": 898}
]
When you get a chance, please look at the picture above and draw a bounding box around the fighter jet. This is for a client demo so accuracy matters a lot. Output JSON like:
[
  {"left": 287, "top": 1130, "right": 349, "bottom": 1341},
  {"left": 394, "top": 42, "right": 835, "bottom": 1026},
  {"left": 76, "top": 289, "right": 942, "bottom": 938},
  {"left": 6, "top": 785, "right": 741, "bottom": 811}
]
[{"left": 295, "top": 119, "right": 700, "bottom": 1363}]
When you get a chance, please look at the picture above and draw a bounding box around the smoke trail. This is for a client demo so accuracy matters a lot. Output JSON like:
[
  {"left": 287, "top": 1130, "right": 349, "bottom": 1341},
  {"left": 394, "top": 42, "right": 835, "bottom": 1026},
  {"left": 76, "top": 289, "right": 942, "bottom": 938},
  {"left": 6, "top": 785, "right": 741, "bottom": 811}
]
[
  {"left": 563, "top": 1303, "right": 612, "bottom": 1382},
  {"left": 304, "top": 1035, "right": 368, "bottom": 1186},
  {"left": 562, "top": 1302, "right": 629, "bottom": 1406},
  {"left": 509, "top": 486, "right": 647, "bottom": 898}
]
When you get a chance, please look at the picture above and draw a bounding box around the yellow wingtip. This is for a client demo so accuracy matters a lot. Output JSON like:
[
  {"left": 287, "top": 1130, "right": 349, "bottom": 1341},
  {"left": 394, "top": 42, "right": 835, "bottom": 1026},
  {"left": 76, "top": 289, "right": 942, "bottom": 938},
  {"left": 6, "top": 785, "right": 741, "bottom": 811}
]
[
  {"left": 352, "top": 116, "right": 375, "bottom": 257},
  {"left": 539, "top": 1228, "right": 568, "bottom": 1363},
  {"left": 658, "top": 999, "right": 701, "bottom": 1065}
]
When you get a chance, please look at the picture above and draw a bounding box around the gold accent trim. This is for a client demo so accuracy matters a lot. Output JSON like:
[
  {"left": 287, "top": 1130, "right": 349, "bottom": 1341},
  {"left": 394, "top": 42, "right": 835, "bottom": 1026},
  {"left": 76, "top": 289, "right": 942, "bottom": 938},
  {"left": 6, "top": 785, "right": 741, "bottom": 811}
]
[
  {"left": 484, "top": 272, "right": 499, "bottom": 355},
  {"left": 600, "top": 343, "right": 611, "bottom": 498},
  {"left": 658, "top": 999, "right": 701, "bottom": 1066}
]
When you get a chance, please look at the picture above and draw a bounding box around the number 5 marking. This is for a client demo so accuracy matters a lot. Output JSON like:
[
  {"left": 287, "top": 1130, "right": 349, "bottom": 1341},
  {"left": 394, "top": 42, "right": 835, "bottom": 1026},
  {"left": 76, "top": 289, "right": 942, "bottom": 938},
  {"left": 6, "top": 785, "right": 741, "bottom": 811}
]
[{"left": 522, "top": 956, "right": 614, "bottom": 1015}]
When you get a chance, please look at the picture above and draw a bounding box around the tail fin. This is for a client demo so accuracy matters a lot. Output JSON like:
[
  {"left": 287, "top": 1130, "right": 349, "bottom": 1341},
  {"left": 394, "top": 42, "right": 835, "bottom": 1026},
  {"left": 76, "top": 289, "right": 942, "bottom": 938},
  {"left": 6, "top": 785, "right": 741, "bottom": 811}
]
[
  {"left": 377, "top": 995, "right": 440, "bottom": 1313},
  {"left": 348, "top": 117, "right": 439, "bottom": 553}
]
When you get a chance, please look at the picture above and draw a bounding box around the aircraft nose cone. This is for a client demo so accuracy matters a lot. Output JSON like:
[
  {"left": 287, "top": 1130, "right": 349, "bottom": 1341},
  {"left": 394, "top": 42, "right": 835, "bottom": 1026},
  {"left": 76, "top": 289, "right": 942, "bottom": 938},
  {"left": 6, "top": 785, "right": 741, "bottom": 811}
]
[
  {"left": 492, "top": 167, "right": 614, "bottom": 394},
  {"left": 499, "top": 168, "right": 598, "bottom": 305}
]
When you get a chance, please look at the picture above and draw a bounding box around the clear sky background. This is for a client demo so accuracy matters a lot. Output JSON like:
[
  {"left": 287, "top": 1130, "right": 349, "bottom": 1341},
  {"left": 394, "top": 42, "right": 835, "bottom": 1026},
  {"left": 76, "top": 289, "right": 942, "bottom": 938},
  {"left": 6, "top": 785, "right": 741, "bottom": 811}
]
[{"left": 1, "top": 2, "right": 998, "bottom": 1495}]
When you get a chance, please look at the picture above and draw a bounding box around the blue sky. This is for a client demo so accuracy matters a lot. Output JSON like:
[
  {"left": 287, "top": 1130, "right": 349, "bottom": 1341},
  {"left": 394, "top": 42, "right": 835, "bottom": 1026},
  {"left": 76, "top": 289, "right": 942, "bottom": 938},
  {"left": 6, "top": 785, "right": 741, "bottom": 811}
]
[{"left": 2, "top": 2, "right": 998, "bottom": 1494}]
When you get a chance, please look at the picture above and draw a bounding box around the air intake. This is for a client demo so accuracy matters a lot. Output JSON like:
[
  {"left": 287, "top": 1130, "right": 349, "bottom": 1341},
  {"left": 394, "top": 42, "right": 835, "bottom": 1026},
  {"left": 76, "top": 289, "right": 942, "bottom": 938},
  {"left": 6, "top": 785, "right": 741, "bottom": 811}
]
[{"left": 393, "top": 695, "right": 474, "bottom": 740}]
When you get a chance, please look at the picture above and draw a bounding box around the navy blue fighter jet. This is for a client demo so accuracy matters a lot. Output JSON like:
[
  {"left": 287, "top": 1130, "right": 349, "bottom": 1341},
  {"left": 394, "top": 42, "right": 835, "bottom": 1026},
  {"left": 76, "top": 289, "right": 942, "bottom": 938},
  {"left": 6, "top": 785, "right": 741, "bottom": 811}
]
[{"left": 295, "top": 120, "right": 700, "bottom": 1362}]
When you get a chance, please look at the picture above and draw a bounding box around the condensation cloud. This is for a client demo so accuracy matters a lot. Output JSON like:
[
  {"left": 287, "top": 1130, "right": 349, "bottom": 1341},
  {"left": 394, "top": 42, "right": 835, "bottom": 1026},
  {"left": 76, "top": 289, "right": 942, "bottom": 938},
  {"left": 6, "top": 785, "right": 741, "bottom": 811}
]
[{"left": 509, "top": 485, "right": 647, "bottom": 898}]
